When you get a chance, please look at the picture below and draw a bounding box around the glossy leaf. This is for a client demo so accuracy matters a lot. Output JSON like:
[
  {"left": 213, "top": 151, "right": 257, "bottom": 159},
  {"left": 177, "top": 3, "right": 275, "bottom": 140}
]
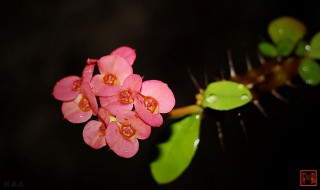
[
  {"left": 298, "top": 58, "right": 320, "bottom": 86},
  {"left": 268, "top": 16, "right": 306, "bottom": 45},
  {"left": 295, "top": 40, "right": 309, "bottom": 56},
  {"left": 202, "top": 81, "right": 252, "bottom": 110},
  {"left": 258, "top": 42, "right": 277, "bottom": 57},
  {"left": 276, "top": 40, "right": 295, "bottom": 57},
  {"left": 150, "top": 113, "right": 202, "bottom": 185},
  {"left": 308, "top": 32, "right": 320, "bottom": 59}
]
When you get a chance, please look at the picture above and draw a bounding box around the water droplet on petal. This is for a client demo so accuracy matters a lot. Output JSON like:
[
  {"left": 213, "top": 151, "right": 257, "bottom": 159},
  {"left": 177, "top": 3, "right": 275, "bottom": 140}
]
[
  {"left": 206, "top": 94, "right": 218, "bottom": 105},
  {"left": 241, "top": 94, "right": 249, "bottom": 101},
  {"left": 124, "top": 150, "right": 129, "bottom": 153},
  {"left": 80, "top": 114, "right": 84, "bottom": 118}
]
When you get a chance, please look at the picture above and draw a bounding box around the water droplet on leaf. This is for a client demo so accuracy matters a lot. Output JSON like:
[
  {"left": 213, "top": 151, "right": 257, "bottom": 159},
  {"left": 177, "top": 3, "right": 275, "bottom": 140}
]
[
  {"left": 206, "top": 94, "right": 218, "bottom": 105},
  {"left": 241, "top": 94, "right": 249, "bottom": 101},
  {"left": 193, "top": 139, "right": 200, "bottom": 149},
  {"left": 238, "top": 84, "right": 245, "bottom": 90}
]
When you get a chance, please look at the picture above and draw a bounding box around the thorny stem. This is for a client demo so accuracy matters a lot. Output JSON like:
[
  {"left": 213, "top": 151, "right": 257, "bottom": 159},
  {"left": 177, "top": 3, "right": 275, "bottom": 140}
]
[{"left": 168, "top": 105, "right": 203, "bottom": 119}]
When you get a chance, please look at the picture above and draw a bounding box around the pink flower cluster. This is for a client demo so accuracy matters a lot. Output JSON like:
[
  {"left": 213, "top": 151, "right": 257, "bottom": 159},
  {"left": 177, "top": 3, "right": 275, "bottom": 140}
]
[{"left": 52, "top": 46, "right": 175, "bottom": 158}]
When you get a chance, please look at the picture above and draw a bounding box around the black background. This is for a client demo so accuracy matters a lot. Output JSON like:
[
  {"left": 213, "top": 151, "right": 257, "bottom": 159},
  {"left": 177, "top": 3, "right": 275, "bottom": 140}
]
[{"left": 1, "top": 0, "right": 320, "bottom": 189}]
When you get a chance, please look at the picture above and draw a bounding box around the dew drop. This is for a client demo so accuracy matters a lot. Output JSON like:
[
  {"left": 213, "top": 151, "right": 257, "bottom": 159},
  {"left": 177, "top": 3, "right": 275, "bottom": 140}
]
[
  {"left": 193, "top": 139, "right": 200, "bottom": 149},
  {"left": 306, "top": 79, "right": 314, "bottom": 85},
  {"left": 238, "top": 84, "right": 245, "bottom": 90},
  {"left": 305, "top": 45, "right": 311, "bottom": 51},
  {"left": 80, "top": 114, "right": 84, "bottom": 118},
  {"left": 240, "top": 94, "right": 249, "bottom": 101},
  {"left": 206, "top": 94, "right": 218, "bottom": 105},
  {"left": 195, "top": 114, "right": 200, "bottom": 119}
]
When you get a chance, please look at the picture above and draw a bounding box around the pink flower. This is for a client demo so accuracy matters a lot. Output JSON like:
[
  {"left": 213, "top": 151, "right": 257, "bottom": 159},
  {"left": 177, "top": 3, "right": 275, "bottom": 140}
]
[
  {"left": 99, "top": 74, "right": 142, "bottom": 116},
  {"left": 61, "top": 82, "right": 98, "bottom": 124},
  {"left": 134, "top": 80, "right": 175, "bottom": 127},
  {"left": 53, "top": 46, "right": 177, "bottom": 159},
  {"left": 82, "top": 108, "right": 110, "bottom": 149},
  {"left": 91, "top": 55, "right": 133, "bottom": 97},
  {"left": 53, "top": 64, "right": 94, "bottom": 101},
  {"left": 111, "top": 46, "right": 136, "bottom": 66},
  {"left": 106, "top": 111, "right": 151, "bottom": 158}
]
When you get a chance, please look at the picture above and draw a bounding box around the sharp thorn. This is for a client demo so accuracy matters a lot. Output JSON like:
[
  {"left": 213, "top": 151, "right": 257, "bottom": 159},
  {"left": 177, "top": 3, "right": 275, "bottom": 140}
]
[
  {"left": 245, "top": 52, "right": 253, "bottom": 71},
  {"left": 239, "top": 118, "right": 248, "bottom": 139},
  {"left": 253, "top": 99, "right": 268, "bottom": 118},
  {"left": 187, "top": 67, "right": 203, "bottom": 92},
  {"left": 257, "top": 52, "right": 266, "bottom": 65},
  {"left": 271, "top": 90, "right": 289, "bottom": 104},
  {"left": 285, "top": 80, "right": 298, "bottom": 88},
  {"left": 227, "top": 49, "right": 236, "bottom": 78},
  {"left": 216, "top": 121, "right": 226, "bottom": 155}
]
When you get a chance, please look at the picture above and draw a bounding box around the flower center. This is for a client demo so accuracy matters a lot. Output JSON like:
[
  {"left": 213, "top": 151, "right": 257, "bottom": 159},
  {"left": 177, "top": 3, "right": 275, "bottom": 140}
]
[
  {"left": 118, "top": 89, "right": 133, "bottom": 104},
  {"left": 103, "top": 74, "right": 118, "bottom": 85},
  {"left": 78, "top": 97, "right": 91, "bottom": 111},
  {"left": 72, "top": 78, "right": 82, "bottom": 91},
  {"left": 143, "top": 96, "right": 159, "bottom": 113},
  {"left": 120, "top": 124, "right": 135, "bottom": 138},
  {"left": 98, "top": 124, "right": 107, "bottom": 136}
]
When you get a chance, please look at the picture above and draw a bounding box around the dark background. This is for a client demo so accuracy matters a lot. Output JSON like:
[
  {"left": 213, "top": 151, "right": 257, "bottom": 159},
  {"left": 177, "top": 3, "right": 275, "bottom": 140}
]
[{"left": 1, "top": 0, "right": 320, "bottom": 189}]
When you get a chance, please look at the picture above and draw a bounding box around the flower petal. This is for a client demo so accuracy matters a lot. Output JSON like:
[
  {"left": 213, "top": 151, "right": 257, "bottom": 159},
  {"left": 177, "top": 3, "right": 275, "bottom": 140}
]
[
  {"left": 98, "top": 108, "right": 110, "bottom": 126},
  {"left": 141, "top": 80, "right": 175, "bottom": 113},
  {"left": 97, "top": 55, "right": 133, "bottom": 84},
  {"left": 111, "top": 46, "right": 136, "bottom": 65},
  {"left": 106, "top": 122, "right": 139, "bottom": 158},
  {"left": 81, "top": 82, "right": 98, "bottom": 115},
  {"left": 91, "top": 74, "right": 120, "bottom": 96},
  {"left": 117, "top": 111, "right": 151, "bottom": 139},
  {"left": 100, "top": 96, "right": 133, "bottom": 116},
  {"left": 61, "top": 98, "right": 92, "bottom": 124},
  {"left": 53, "top": 76, "right": 81, "bottom": 101},
  {"left": 134, "top": 97, "right": 163, "bottom": 127},
  {"left": 82, "top": 64, "right": 95, "bottom": 83},
  {"left": 83, "top": 120, "right": 107, "bottom": 149},
  {"left": 122, "top": 74, "right": 142, "bottom": 95}
]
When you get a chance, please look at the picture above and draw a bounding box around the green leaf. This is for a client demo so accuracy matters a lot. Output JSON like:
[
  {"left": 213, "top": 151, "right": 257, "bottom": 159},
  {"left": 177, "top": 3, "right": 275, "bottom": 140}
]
[
  {"left": 202, "top": 80, "right": 252, "bottom": 110},
  {"left": 150, "top": 113, "right": 202, "bottom": 185},
  {"left": 308, "top": 32, "right": 320, "bottom": 59},
  {"left": 276, "top": 40, "right": 295, "bottom": 57},
  {"left": 268, "top": 16, "right": 306, "bottom": 45},
  {"left": 258, "top": 42, "right": 277, "bottom": 57},
  {"left": 295, "top": 40, "right": 309, "bottom": 56},
  {"left": 298, "top": 58, "right": 320, "bottom": 86}
]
